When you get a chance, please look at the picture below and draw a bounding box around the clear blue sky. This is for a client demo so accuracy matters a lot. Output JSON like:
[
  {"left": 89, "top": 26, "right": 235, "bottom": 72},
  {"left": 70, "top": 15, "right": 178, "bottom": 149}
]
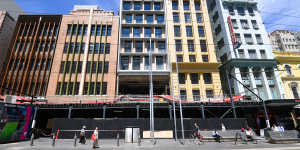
[{"left": 14, "top": 0, "right": 300, "bottom": 32}]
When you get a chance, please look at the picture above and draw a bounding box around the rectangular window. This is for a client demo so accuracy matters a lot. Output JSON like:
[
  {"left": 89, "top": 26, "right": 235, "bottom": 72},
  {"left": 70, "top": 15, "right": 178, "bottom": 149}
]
[
  {"left": 156, "top": 56, "right": 163, "bottom": 70},
  {"left": 189, "top": 55, "right": 196, "bottom": 62},
  {"left": 122, "top": 27, "right": 130, "bottom": 37},
  {"left": 174, "top": 26, "right": 181, "bottom": 37},
  {"left": 80, "top": 43, "right": 85, "bottom": 53},
  {"left": 184, "top": 13, "right": 191, "bottom": 23},
  {"left": 124, "top": 41, "right": 131, "bottom": 52},
  {"left": 157, "top": 41, "right": 165, "bottom": 52},
  {"left": 232, "top": 19, "right": 238, "bottom": 29},
  {"left": 215, "top": 24, "right": 222, "bottom": 35},
  {"left": 228, "top": 6, "right": 235, "bottom": 15},
  {"left": 244, "top": 34, "right": 253, "bottom": 44},
  {"left": 236, "top": 33, "right": 242, "bottom": 44},
  {"left": 88, "top": 43, "right": 94, "bottom": 54},
  {"left": 60, "top": 62, "right": 65, "bottom": 73},
  {"left": 237, "top": 7, "right": 245, "bottom": 15},
  {"left": 188, "top": 40, "right": 194, "bottom": 52},
  {"left": 91, "top": 25, "right": 96, "bottom": 36},
  {"left": 180, "top": 90, "right": 187, "bottom": 100},
  {"left": 83, "top": 25, "right": 88, "bottom": 35},
  {"left": 86, "top": 61, "right": 91, "bottom": 73},
  {"left": 193, "top": 90, "right": 200, "bottom": 101},
  {"left": 251, "top": 20, "right": 259, "bottom": 29},
  {"left": 145, "top": 27, "right": 152, "bottom": 37},
  {"left": 123, "top": 2, "right": 131, "bottom": 10},
  {"left": 146, "top": 41, "right": 154, "bottom": 52},
  {"left": 241, "top": 20, "right": 249, "bottom": 29},
  {"left": 203, "top": 73, "right": 212, "bottom": 84},
  {"left": 255, "top": 34, "right": 263, "bottom": 44},
  {"left": 155, "top": 27, "right": 162, "bottom": 38},
  {"left": 173, "top": 13, "right": 179, "bottom": 23},
  {"left": 121, "top": 56, "right": 129, "bottom": 70},
  {"left": 133, "top": 27, "right": 141, "bottom": 37},
  {"left": 135, "top": 41, "right": 143, "bottom": 52},
  {"left": 135, "top": 15, "right": 143, "bottom": 23},
  {"left": 105, "top": 43, "right": 110, "bottom": 54},
  {"left": 186, "top": 26, "right": 193, "bottom": 37},
  {"left": 144, "top": 2, "right": 151, "bottom": 10},
  {"left": 125, "top": 15, "right": 132, "bottom": 23},
  {"left": 206, "top": 89, "right": 214, "bottom": 98},
  {"left": 248, "top": 50, "right": 257, "bottom": 59},
  {"left": 96, "top": 26, "right": 101, "bottom": 36},
  {"left": 144, "top": 56, "right": 149, "bottom": 70},
  {"left": 146, "top": 15, "right": 154, "bottom": 24},
  {"left": 190, "top": 73, "right": 199, "bottom": 84},
  {"left": 198, "top": 26, "right": 205, "bottom": 37},
  {"left": 133, "top": 56, "right": 141, "bottom": 70},
  {"left": 183, "top": 1, "right": 189, "bottom": 10},
  {"left": 179, "top": 73, "right": 185, "bottom": 84},
  {"left": 238, "top": 49, "right": 245, "bottom": 58},
  {"left": 104, "top": 62, "right": 109, "bottom": 73},
  {"left": 248, "top": 7, "right": 254, "bottom": 16},
  {"left": 194, "top": 1, "right": 201, "bottom": 11},
  {"left": 196, "top": 13, "right": 203, "bottom": 23},
  {"left": 67, "top": 25, "right": 72, "bottom": 35},
  {"left": 154, "top": 2, "right": 161, "bottom": 10},
  {"left": 157, "top": 14, "right": 164, "bottom": 24},
  {"left": 202, "top": 55, "right": 209, "bottom": 62},
  {"left": 172, "top": 1, "right": 178, "bottom": 10},
  {"left": 260, "top": 50, "right": 266, "bottom": 59},
  {"left": 134, "top": 2, "right": 141, "bottom": 10},
  {"left": 102, "top": 82, "right": 107, "bottom": 95},
  {"left": 200, "top": 40, "right": 207, "bottom": 52},
  {"left": 177, "top": 55, "right": 183, "bottom": 62},
  {"left": 175, "top": 40, "right": 182, "bottom": 51},
  {"left": 217, "top": 38, "right": 225, "bottom": 49},
  {"left": 212, "top": 12, "right": 219, "bottom": 23}
]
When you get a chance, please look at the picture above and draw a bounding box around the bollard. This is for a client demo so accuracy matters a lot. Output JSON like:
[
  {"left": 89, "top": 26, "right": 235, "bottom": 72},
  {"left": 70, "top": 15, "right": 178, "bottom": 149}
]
[
  {"left": 73, "top": 133, "right": 77, "bottom": 147},
  {"left": 30, "top": 133, "right": 34, "bottom": 146},
  {"left": 52, "top": 134, "right": 56, "bottom": 147},
  {"left": 117, "top": 133, "right": 120, "bottom": 146}
]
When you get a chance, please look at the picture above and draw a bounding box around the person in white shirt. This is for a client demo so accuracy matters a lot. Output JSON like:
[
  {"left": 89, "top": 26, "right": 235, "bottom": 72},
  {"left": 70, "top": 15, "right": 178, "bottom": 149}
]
[
  {"left": 92, "top": 127, "right": 99, "bottom": 148},
  {"left": 221, "top": 123, "right": 226, "bottom": 132},
  {"left": 79, "top": 125, "right": 86, "bottom": 144}
]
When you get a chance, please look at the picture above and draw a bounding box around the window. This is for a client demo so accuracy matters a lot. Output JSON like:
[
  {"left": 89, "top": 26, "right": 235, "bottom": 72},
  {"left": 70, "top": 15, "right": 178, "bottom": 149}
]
[
  {"left": 146, "top": 15, "right": 153, "bottom": 24},
  {"left": 133, "top": 56, "right": 140, "bottom": 70},
  {"left": 203, "top": 73, "right": 212, "bottom": 84},
  {"left": 122, "top": 27, "right": 130, "bottom": 37},
  {"left": 135, "top": 15, "right": 143, "bottom": 23},
  {"left": 125, "top": 15, "right": 132, "bottom": 23},
  {"left": 180, "top": 90, "right": 187, "bottom": 100},
  {"left": 237, "top": 7, "right": 245, "bottom": 15},
  {"left": 248, "top": 7, "right": 254, "bottom": 16},
  {"left": 157, "top": 41, "right": 165, "bottom": 52},
  {"left": 248, "top": 50, "right": 257, "bottom": 59},
  {"left": 156, "top": 56, "right": 164, "bottom": 70},
  {"left": 196, "top": 13, "right": 203, "bottom": 23},
  {"left": 232, "top": 19, "right": 238, "bottom": 29},
  {"left": 198, "top": 26, "right": 205, "bottom": 37},
  {"left": 179, "top": 73, "right": 185, "bottom": 84},
  {"left": 212, "top": 12, "right": 219, "bottom": 23},
  {"left": 255, "top": 34, "right": 263, "bottom": 44},
  {"left": 291, "top": 85, "right": 299, "bottom": 99},
  {"left": 172, "top": 1, "right": 178, "bottom": 10},
  {"left": 183, "top": 1, "right": 189, "bottom": 10},
  {"left": 202, "top": 55, "right": 209, "bottom": 62},
  {"left": 173, "top": 13, "right": 179, "bottom": 23},
  {"left": 200, "top": 40, "right": 207, "bottom": 52},
  {"left": 145, "top": 27, "right": 152, "bottom": 37},
  {"left": 238, "top": 49, "right": 245, "bottom": 58},
  {"left": 135, "top": 41, "right": 143, "bottom": 52},
  {"left": 154, "top": 2, "right": 161, "bottom": 10},
  {"left": 91, "top": 25, "right": 96, "bottom": 36},
  {"left": 155, "top": 27, "right": 162, "bottom": 38},
  {"left": 88, "top": 43, "right": 94, "bottom": 54},
  {"left": 146, "top": 41, "right": 154, "bottom": 52},
  {"left": 124, "top": 41, "right": 131, "bottom": 52},
  {"left": 175, "top": 40, "right": 182, "bottom": 51},
  {"left": 123, "top": 2, "right": 131, "bottom": 10},
  {"left": 85, "top": 61, "right": 91, "bottom": 73},
  {"left": 144, "top": 56, "right": 149, "bottom": 70},
  {"left": 228, "top": 6, "right": 235, "bottom": 15},
  {"left": 217, "top": 38, "right": 224, "bottom": 49},
  {"left": 251, "top": 20, "right": 259, "bottom": 29},
  {"left": 188, "top": 40, "right": 194, "bottom": 52},
  {"left": 206, "top": 89, "right": 214, "bottom": 98},
  {"left": 190, "top": 73, "right": 199, "bottom": 84},
  {"left": 184, "top": 13, "right": 191, "bottom": 23},
  {"left": 241, "top": 20, "right": 249, "bottom": 29},
  {"left": 134, "top": 2, "right": 141, "bottom": 10},
  {"left": 189, "top": 55, "right": 196, "bottom": 62},
  {"left": 236, "top": 33, "right": 242, "bottom": 43},
  {"left": 186, "top": 26, "right": 193, "bottom": 37},
  {"left": 215, "top": 25, "right": 222, "bottom": 36},
  {"left": 285, "top": 65, "right": 292, "bottom": 76},
  {"left": 157, "top": 14, "right": 164, "bottom": 24},
  {"left": 193, "top": 90, "right": 200, "bottom": 101},
  {"left": 244, "top": 34, "right": 253, "bottom": 44},
  {"left": 260, "top": 50, "right": 266, "bottom": 59},
  {"left": 177, "top": 55, "right": 183, "bottom": 62},
  {"left": 133, "top": 27, "right": 141, "bottom": 37},
  {"left": 144, "top": 2, "right": 151, "bottom": 10},
  {"left": 121, "top": 56, "right": 129, "bottom": 70},
  {"left": 194, "top": 1, "right": 201, "bottom": 11},
  {"left": 59, "top": 62, "right": 65, "bottom": 73},
  {"left": 174, "top": 26, "right": 181, "bottom": 37}
]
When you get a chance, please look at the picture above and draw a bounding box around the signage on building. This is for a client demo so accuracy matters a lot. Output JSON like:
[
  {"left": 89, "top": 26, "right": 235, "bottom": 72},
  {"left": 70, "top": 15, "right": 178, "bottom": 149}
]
[{"left": 227, "top": 16, "right": 237, "bottom": 45}]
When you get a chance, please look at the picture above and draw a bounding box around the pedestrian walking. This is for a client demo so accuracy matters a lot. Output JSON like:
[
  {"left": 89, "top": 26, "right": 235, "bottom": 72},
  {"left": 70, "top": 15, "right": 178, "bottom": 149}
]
[
  {"left": 79, "top": 125, "right": 86, "bottom": 144},
  {"left": 92, "top": 127, "right": 99, "bottom": 149}
]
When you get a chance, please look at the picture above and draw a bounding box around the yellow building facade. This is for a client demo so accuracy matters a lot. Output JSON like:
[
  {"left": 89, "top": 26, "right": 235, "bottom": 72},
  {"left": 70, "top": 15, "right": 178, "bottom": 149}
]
[
  {"left": 166, "top": 0, "right": 222, "bottom": 101},
  {"left": 273, "top": 51, "right": 300, "bottom": 99}
]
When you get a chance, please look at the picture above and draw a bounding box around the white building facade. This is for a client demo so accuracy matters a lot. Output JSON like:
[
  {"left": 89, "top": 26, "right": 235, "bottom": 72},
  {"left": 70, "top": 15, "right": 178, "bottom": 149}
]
[{"left": 207, "top": 0, "right": 284, "bottom": 100}]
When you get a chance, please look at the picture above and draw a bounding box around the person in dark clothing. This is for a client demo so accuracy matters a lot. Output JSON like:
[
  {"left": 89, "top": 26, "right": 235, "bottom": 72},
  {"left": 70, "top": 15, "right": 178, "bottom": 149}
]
[
  {"left": 212, "top": 130, "right": 222, "bottom": 143},
  {"left": 193, "top": 122, "right": 200, "bottom": 138},
  {"left": 79, "top": 125, "right": 86, "bottom": 144}
]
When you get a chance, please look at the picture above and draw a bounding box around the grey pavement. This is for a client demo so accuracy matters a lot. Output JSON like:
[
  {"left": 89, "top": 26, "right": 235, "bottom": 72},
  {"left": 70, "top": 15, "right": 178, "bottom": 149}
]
[{"left": 1, "top": 138, "right": 300, "bottom": 150}]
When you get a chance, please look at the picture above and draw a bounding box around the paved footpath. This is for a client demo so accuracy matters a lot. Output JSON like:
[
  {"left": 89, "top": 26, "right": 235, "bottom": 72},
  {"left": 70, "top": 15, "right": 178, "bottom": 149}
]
[{"left": 1, "top": 138, "right": 300, "bottom": 150}]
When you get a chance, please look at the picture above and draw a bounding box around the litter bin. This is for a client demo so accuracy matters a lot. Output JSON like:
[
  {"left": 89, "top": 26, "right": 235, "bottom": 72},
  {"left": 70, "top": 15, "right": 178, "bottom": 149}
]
[{"left": 125, "top": 127, "right": 140, "bottom": 143}]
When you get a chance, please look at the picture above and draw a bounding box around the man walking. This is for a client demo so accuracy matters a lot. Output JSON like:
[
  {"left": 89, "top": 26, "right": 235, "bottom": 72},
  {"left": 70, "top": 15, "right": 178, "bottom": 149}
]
[{"left": 79, "top": 125, "right": 86, "bottom": 144}]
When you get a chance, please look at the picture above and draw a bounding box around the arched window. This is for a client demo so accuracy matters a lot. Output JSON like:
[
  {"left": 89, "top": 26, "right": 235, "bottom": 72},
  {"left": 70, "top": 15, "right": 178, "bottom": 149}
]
[{"left": 284, "top": 65, "right": 292, "bottom": 76}]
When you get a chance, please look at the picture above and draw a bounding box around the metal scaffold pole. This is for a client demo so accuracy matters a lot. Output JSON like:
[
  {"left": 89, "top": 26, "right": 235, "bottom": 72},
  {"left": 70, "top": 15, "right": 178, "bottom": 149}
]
[
  {"left": 149, "top": 38, "right": 155, "bottom": 140},
  {"left": 175, "top": 48, "right": 184, "bottom": 140}
]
